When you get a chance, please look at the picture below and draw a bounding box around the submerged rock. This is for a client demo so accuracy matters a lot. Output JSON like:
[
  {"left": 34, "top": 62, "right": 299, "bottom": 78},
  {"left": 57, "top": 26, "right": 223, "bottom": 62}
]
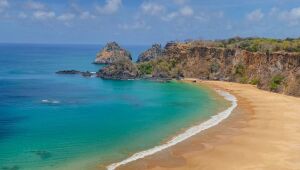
[
  {"left": 1, "top": 166, "right": 20, "bottom": 170},
  {"left": 94, "top": 42, "right": 132, "bottom": 64},
  {"left": 97, "top": 58, "right": 139, "bottom": 80},
  {"left": 137, "top": 44, "right": 163, "bottom": 63},
  {"left": 31, "top": 150, "right": 52, "bottom": 160}
]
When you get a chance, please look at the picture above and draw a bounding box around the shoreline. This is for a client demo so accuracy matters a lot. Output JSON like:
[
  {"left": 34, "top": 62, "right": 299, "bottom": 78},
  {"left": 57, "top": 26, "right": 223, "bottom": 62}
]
[
  {"left": 115, "top": 79, "right": 300, "bottom": 170},
  {"left": 106, "top": 80, "right": 238, "bottom": 170}
]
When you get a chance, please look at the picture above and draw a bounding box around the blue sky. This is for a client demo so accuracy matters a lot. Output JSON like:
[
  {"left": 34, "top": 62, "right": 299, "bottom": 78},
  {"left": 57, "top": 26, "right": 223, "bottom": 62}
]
[{"left": 0, "top": 0, "right": 299, "bottom": 44}]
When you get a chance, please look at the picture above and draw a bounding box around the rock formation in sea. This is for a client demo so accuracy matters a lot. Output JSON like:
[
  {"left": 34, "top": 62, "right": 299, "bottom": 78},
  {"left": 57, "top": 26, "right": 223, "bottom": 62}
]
[
  {"left": 97, "top": 58, "right": 139, "bottom": 80},
  {"left": 56, "top": 70, "right": 94, "bottom": 77},
  {"left": 94, "top": 42, "right": 132, "bottom": 64},
  {"left": 137, "top": 44, "right": 163, "bottom": 63}
]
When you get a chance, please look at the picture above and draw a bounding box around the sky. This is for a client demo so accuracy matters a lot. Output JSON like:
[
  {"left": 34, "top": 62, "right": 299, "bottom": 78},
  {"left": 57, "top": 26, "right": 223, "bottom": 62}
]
[{"left": 0, "top": 0, "right": 300, "bottom": 45}]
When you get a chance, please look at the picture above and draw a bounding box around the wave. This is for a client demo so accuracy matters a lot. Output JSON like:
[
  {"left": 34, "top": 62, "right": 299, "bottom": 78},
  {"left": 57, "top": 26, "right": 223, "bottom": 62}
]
[
  {"left": 41, "top": 99, "right": 60, "bottom": 104},
  {"left": 107, "top": 89, "right": 237, "bottom": 170}
]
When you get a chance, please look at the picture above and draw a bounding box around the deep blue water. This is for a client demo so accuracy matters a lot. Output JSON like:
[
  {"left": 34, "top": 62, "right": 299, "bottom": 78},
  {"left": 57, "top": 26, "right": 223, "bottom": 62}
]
[{"left": 0, "top": 44, "right": 222, "bottom": 170}]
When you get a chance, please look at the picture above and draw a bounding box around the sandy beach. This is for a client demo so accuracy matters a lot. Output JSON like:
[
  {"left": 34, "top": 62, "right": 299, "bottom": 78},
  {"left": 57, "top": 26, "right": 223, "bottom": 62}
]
[{"left": 117, "top": 79, "right": 300, "bottom": 170}]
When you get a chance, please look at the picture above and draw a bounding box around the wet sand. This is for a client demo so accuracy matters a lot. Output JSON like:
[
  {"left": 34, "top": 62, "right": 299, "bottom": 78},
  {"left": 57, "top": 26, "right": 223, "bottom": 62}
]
[{"left": 117, "top": 79, "right": 300, "bottom": 170}]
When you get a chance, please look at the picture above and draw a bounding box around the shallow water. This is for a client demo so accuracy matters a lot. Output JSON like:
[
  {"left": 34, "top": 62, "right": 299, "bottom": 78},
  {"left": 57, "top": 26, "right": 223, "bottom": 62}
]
[{"left": 0, "top": 44, "right": 225, "bottom": 170}]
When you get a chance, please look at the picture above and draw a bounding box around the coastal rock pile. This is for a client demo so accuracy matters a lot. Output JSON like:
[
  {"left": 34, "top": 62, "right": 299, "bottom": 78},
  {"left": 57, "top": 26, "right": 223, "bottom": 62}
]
[
  {"left": 137, "top": 44, "right": 163, "bottom": 62},
  {"left": 97, "top": 58, "right": 139, "bottom": 80},
  {"left": 94, "top": 42, "right": 132, "bottom": 64}
]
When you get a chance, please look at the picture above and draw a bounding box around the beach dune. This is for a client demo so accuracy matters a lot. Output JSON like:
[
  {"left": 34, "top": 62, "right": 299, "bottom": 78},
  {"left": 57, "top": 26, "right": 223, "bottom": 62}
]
[{"left": 117, "top": 80, "right": 300, "bottom": 170}]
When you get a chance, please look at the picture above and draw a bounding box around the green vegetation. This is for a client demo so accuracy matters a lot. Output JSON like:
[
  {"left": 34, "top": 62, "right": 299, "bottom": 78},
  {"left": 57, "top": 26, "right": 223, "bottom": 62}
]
[
  {"left": 240, "top": 76, "right": 248, "bottom": 84},
  {"left": 234, "top": 64, "right": 245, "bottom": 77},
  {"left": 249, "top": 78, "right": 260, "bottom": 85},
  {"left": 188, "top": 37, "right": 300, "bottom": 52},
  {"left": 219, "top": 37, "right": 300, "bottom": 53},
  {"left": 137, "top": 62, "right": 153, "bottom": 75},
  {"left": 269, "top": 75, "right": 284, "bottom": 91},
  {"left": 232, "top": 64, "right": 248, "bottom": 83},
  {"left": 210, "top": 62, "right": 220, "bottom": 73}
]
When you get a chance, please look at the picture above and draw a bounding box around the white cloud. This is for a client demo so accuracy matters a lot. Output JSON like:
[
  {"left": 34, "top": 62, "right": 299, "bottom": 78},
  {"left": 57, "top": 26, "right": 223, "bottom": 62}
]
[
  {"left": 119, "top": 20, "right": 151, "bottom": 30},
  {"left": 162, "top": 12, "right": 178, "bottom": 21},
  {"left": 173, "top": 0, "right": 187, "bottom": 5},
  {"left": 96, "top": 0, "right": 122, "bottom": 15},
  {"left": 269, "top": 7, "right": 278, "bottom": 16},
  {"left": 179, "top": 6, "right": 193, "bottom": 16},
  {"left": 0, "top": 0, "right": 9, "bottom": 12},
  {"left": 57, "top": 13, "right": 75, "bottom": 21},
  {"left": 18, "top": 12, "right": 28, "bottom": 19},
  {"left": 141, "top": 2, "right": 165, "bottom": 16},
  {"left": 80, "top": 11, "right": 95, "bottom": 19},
  {"left": 33, "top": 10, "right": 55, "bottom": 20},
  {"left": 26, "top": 0, "right": 45, "bottom": 10},
  {"left": 279, "top": 7, "right": 300, "bottom": 25},
  {"left": 246, "top": 9, "right": 264, "bottom": 22},
  {"left": 162, "top": 6, "right": 194, "bottom": 21}
]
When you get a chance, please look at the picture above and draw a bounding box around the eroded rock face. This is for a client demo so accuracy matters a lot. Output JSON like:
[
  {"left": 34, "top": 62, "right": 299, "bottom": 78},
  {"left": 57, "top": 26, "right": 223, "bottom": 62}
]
[
  {"left": 97, "top": 58, "right": 139, "bottom": 80},
  {"left": 137, "top": 44, "right": 163, "bottom": 62},
  {"left": 94, "top": 42, "right": 132, "bottom": 64},
  {"left": 149, "top": 42, "right": 300, "bottom": 96}
]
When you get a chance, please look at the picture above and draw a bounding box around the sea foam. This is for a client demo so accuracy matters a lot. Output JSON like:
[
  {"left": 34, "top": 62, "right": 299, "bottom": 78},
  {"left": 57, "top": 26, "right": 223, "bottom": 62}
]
[
  {"left": 41, "top": 99, "right": 60, "bottom": 104},
  {"left": 107, "top": 89, "right": 237, "bottom": 170}
]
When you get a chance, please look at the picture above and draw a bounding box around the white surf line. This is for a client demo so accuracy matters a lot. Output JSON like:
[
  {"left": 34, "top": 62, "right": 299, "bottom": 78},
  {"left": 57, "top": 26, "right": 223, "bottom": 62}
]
[{"left": 107, "top": 89, "right": 237, "bottom": 170}]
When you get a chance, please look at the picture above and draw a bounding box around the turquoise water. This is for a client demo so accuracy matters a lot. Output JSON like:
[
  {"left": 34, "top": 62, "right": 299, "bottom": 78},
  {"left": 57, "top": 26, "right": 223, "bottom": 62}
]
[{"left": 0, "top": 44, "right": 223, "bottom": 170}]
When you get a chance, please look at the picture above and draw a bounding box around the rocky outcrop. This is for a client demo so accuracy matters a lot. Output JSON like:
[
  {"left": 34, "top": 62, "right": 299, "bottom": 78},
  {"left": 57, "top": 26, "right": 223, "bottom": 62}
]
[
  {"left": 56, "top": 70, "right": 95, "bottom": 77},
  {"left": 97, "top": 58, "right": 139, "bottom": 80},
  {"left": 56, "top": 70, "right": 81, "bottom": 74},
  {"left": 94, "top": 42, "right": 132, "bottom": 64},
  {"left": 137, "top": 44, "right": 163, "bottom": 62},
  {"left": 58, "top": 40, "right": 300, "bottom": 97},
  {"left": 137, "top": 42, "right": 300, "bottom": 97}
]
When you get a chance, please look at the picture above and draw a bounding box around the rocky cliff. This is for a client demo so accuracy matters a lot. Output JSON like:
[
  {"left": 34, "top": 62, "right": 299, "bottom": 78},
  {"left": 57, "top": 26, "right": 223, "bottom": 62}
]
[
  {"left": 94, "top": 42, "right": 132, "bottom": 64},
  {"left": 137, "top": 44, "right": 163, "bottom": 62},
  {"left": 138, "top": 42, "right": 300, "bottom": 96},
  {"left": 92, "top": 40, "right": 299, "bottom": 96}
]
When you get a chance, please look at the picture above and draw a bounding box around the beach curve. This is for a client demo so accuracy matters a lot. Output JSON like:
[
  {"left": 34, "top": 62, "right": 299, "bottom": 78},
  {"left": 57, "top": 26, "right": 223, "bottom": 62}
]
[{"left": 107, "top": 85, "right": 237, "bottom": 170}]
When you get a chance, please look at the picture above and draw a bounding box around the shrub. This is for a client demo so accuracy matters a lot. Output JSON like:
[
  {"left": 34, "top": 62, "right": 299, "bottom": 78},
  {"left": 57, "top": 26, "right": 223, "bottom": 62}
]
[
  {"left": 137, "top": 62, "right": 153, "bottom": 75},
  {"left": 249, "top": 78, "right": 260, "bottom": 85},
  {"left": 269, "top": 75, "right": 284, "bottom": 91},
  {"left": 234, "top": 64, "right": 245, "bottom": 77},
  {"left": 240, "top": 76, "right": 248, "bottom": 84},
  {"left": 210, "top": 62, "right": 220, "bottom": 73}
]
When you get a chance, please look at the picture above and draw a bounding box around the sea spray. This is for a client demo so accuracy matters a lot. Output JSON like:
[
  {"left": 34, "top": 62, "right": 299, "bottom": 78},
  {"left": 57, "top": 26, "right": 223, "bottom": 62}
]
[{"left": 107, "top": 89, "right": 237, "bottom": 170}]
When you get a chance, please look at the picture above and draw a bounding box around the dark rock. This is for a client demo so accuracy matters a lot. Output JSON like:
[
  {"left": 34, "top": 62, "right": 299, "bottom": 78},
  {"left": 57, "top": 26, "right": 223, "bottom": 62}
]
[
  {"left": 81, "top": 71, "right": 93, "bottom": 77},
  {"left": 56, "top": 70, "right": 81, "bottom": 74},
  {"left": 1, "top": 166, "right": 19, "bottom": 170},
  {"left": 31, "top": 150, "right": 52, "bottom": 160},
  {"left": 164, "top": 41, "right": 177, "bottom": 49},
  {"left": 56, "top": 70, "right": 95, "bottom": 78},
  {"left": 137, "top": 44, "right": 163, "bottom": 62},
  {"left": 94, "top": 42, "right": 132, "bottom": 64},
  {"left": 97, "top": 58, "right": 139, "bottom": 80}
]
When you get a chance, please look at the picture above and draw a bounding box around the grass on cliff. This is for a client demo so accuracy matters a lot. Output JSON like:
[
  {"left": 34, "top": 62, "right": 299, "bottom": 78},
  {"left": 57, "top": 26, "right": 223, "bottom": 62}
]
[
  {"left": 186, "top": 37, "right": 300, "bottom": 53},
  {"left": 269, "top": 75, "right": 284, "bottom": 91},
  {"left": 219, "top": 37, "right": 300, "bottom": 53}
]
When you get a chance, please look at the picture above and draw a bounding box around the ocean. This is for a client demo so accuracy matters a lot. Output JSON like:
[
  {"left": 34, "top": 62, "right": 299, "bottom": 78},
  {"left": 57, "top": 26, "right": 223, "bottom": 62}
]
[{"left": 0, "top": 44, "right": 229, "bottom": 170}]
